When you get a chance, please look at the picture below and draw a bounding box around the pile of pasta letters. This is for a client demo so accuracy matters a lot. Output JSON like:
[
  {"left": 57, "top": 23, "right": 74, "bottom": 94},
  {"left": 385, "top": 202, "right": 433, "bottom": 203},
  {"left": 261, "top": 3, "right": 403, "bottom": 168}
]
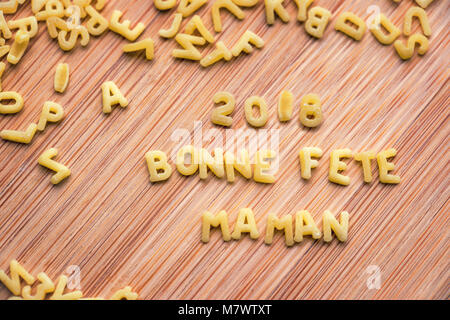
[{"left": 0, "top": 0, "right": 434, "bottom": 300}]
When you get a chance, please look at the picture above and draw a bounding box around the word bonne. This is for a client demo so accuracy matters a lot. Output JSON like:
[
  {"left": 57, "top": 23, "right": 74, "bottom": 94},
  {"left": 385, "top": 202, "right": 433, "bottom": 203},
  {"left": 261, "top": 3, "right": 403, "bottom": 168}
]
[
  {"left": 145, "top": 146, "right": 401, "bottom": 185},
  {"left": 202, "top": 208, "right": 349, "bottom": 246}
]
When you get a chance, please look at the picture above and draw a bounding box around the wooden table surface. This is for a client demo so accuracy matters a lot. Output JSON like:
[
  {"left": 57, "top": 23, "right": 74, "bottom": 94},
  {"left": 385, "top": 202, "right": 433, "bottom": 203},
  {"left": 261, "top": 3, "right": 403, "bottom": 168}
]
[{"left": 0, "top": 0, "right": 448, "bottom": 300}]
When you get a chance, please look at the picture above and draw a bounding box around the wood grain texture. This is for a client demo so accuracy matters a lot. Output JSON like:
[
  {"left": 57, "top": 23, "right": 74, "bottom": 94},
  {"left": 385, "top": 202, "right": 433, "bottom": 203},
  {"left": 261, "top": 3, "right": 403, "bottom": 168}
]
[{"left": 0, "top": 0, "right": 448, "bottom": 300}]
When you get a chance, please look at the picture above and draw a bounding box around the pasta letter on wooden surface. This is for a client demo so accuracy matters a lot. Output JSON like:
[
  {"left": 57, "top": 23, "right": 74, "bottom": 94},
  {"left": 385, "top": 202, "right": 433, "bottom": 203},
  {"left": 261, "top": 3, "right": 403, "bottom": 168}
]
[
  {"left": 109, "top": 10, "right": 145, "bottom": 41},
  {"left": 254, "top": 149, "right": 276, "bottom": 184},
  {"left": 323, "top": 210, "right": 349, "bottom": 242},
  {"left": 231, "top": 30, "right": 264, "bottom": 56},
  {"left": 299, "top": 147, "right": 322, "bottom": 180},
  {"left": 145, "top": 150, "right": 173, "bottom": 182},
  {"left": 37, "top": 101, "right": 65, "bottom": 131},
  {"left": 211, "top": 91, "right": 235, "bottom": 126},
  {"left": 202, "top": 210, "right": 232, "bottom": 242},
  {"left": 0, "top": 91, "right": 24, "bottom": 114},
  {"left": 377, "top": 148, "right": 401, "bottom": 184},
  {"left": 54, "top": 63, "right": 70, "bottom": 93},
  {"left": 265, "top": 213, "right": 294, "bottom": 246},
  {"left": 0, "top": 260, "right": 35, "bottom": 296},
  {"left": 212, "top": 0, "right": 245, "bottom": 32},
  {"left": 172, "top": 33, "right": 205, "bottom": 60},
  {"left": 101, "top": 81, "right": 128, "bottom": 114},
  {"left": 394, "top": 34, "right": 429, "bottom": 60},
  {"left": 1, "top": 123, "right": 38, "bottom": 144},
  {"left": 264, "top": 0, "right": 290, "bottom": 25},
  {"left": 369, "top": 13, "right": 401, "bottom": 45},
  {"left": 7, "top": 30, "right": 30, "bottom": 64},
  {"left": 305, "top": 6, "right": 331, "bottom": 39},
  {"left": 329, "top": 148, "right": 353, "bottom": 186},
  {"left": 123, "top": 38, "right": 154, "bottom": 60},
  {"left": 334, "top": 11, "right": 366, "bottom": 41},
  {"left": 159, "top": 13, "right": 183, "bottom": 38},
  {"left": 38, "top": 148, "right": 71, "bottom": 184},
  {"left": 231, "top": 208, "right": 260, "bottom": 240}
]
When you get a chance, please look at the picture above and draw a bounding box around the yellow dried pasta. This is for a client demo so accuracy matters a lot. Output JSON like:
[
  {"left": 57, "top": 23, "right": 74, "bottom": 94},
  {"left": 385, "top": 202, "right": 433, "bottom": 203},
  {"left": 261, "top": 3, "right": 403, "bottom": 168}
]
[
  {"left": 377, "top": 148, "right": 401, "bottom": 184},
  {"left": 0, "top": 260, "right": 35, "bottom": 296},
  {"left": 394, "top": 34, "right": 429, "bottom": 60},
  {"left": 254, "top": 149, "right": 276, "bottom": 184},
  {"left": 329, "top": 148, "right": 353, "bottom": 186},
  {"left": 212, "top": 0, "right": 245, "bottom": 33},
  {"left": 233, "top": 0, "right": 258, "bottom": 6},
  {"left": 278, "top": 89, "right": 293, "bottom": 122},
  {"left": 0, "top": 38, "right": 10, "bottom": 59},
  {"left": 109, "top": 10, "right": 145, "bottom": 41},
  {"left": 323, "top": 210, "right": 349, "bottom": 242},
  {"left": 354, "top": 151, "right": 376, "bottom": 183},
  {"left": 305, "top": 6, "right": 331, "bottom": 39},
  {"left": 7, "top": 30, "right": 30, "bottom": 65},
  {"left": 8, "top": 16, "right": 38, "bottom": 38},
  {"left": 0, "top": 91, "right": 24, "bottom": 114},
  {"left": 198, "top": 148, "right": 225, "bottom": 179},
  {"left": 299, "top": 93, "right": 323, "bottom": 127},
  {"left": 37, "top": 101, "right": 65, "bottom": 131},
  {"left": 46, "top": 17, "right": 70, "bottom": 38},
  {"left": 244, "top": 95, "right": 268, "bottom": 127},
  {"left": 123, "top": 38, "right": 154, "bottom": 60},
  {"left": 0, "top": 61, "right": 5, "bottom": 91},
  {"left": 22, "top": 272, "right": 55, "bottom": 300},
  {"left": 404, "top": 6, "right": 431, "bottom": 37},
  {"left": 110, "top": 286, "right": 138, "bottom": 300},
  {"left": 231, "top": 30, "right": 264, "bottom": 56},
  {"left": 63, "top": 0, "right": 92, "bottom": 18},
  {"left": 0, "top": 0, "right": 19, "bottom": 14},
  {"left": 415, "top": 0, "right": 434, "bottom": 9},
  {"left": 49, "top": 275, "right": 83, "bottom": 300},
  {"left": 154, "top": 0, "right": 177, "bottom": 10},
  {"left": 202, "top": 210, "right": 232, "bottom": 242},
  {"left": 145, "top": 150, "right": 172, "bottom": 182},
  {"left": 264, "top": 0, "right": 290, "bottom": 25},
  {"left": 299, "top": 147, "right": 322, "bottom": 180},
  {"left": 32, "top": 0, "right": 49, "bottom": 14},
  {"left": 0, "top": 11, "right": 12, "bottom": 39},
  {"left": 185, "top": 15, "right": 214, "bottom": 43},
  {"left": 101, "top": 81, "right": 128, "bottom": 114},
  {"left": 177, "top": 0, "right": 207, "bottom": 18},
  {"left": 0, "top": 123, "right": 38, "bottom": 144},
  {"left": 211, "top": 91, "right": 235, "bottom": 127},
  {"left": 176, "top": 145, "right": 199, "bottom": 175},
  {"left": 172, "top": 33, "right": 205, "bottom": 60},
  {"left": 38, "top": 148, "right": 71, "bottom": 184},
  {"left": 200, "top": 41, "right": 233, "bottom": 67},
  {"left": 54, "top": 63, "right": 70, "bottom": 93},
  {"left": 231, "top": 208, "right": 260, "bottom": 240},
  {"left": 224, "top": 149, "right": 252, "bottom": 182},
  {"left": 294, "top": 210, "right": 322, "bottom": 242},
  {"left": 159, "top": 13, "right": 183, "bottom": 38},
  {"left": 293, "top": 0, "right": 313, "bottom": 22},
  {"left": 57, "top": 25, "right": 90, "bottom": 51},
  {"left": 35, "top": 0, "right": 65, "bottom": 21},
  {"left": 369, "top": 13, "right": 401, "bottom": 45},
  {"left": 265, "top": 213, "right": 294, "bottom": 246},
  {"left": 85, "top": 5, "right": 109, "bottom": 36},
  {"left": 334, "top": 12, "right": 366, "bottom": 41}
]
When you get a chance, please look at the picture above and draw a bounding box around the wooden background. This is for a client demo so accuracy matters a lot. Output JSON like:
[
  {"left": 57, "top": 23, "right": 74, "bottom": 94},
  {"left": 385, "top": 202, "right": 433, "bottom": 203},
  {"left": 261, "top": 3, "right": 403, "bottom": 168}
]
[{"left": 0, "top": 0, "right": 448, "bottom": 300}]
